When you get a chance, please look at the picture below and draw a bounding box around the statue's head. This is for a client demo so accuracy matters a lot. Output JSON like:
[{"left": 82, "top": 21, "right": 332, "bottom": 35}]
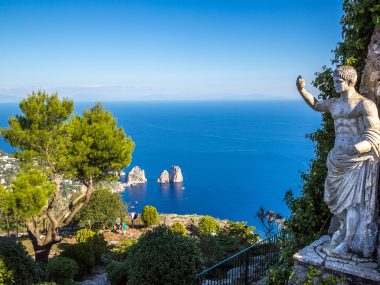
[{"left": 333, "top": 66, "right": 357, "bottom": 93}]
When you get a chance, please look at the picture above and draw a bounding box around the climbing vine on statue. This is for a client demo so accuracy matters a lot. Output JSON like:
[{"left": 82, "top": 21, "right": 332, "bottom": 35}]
[{"left": 266, "top": 1, "right": 380, "bottom": 284}]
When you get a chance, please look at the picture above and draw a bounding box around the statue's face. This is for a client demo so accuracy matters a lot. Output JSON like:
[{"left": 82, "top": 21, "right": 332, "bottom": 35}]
[{"left": 333, "top": 75, "right": 350, "bottom": 93}]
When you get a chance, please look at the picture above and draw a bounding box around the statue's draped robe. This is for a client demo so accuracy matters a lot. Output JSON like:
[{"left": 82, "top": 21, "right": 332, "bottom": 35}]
[{"left": 324, "top": 129, "right": 380, "bottom": 257}]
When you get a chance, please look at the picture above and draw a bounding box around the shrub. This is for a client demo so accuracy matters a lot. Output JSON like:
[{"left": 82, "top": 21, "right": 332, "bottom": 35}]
[
  {"left": 87, "top": 233, "right": 108, "bottom": 265},
  {"left": 77, "top": 188, "right": 126, "bottom": 230},
  {"left": 197, "top": 216, "right": 220, "bottom": 235},
  {"left": 125, "top": 225, "right": 203, "bottom": 284},
  {"left": 221, "top": 221, "right": 259, "bottom": 245},
  {"left": 141, "top": 205, "right": 159, "bottom": 227},
  {"left": 75, "top": 229, "right": 95, "bottom": 243},
  {"left": 106, "top": 262, "right": 128, "bottom": 285},
  {"left": 111, "top": 239, "right": 138, "bottom": 261},
  {"left": 0, "top": 241, "right": 41, "bottom": 285},
  {"left": 46, "top": 257, "right": 78, "bottom": 285},
  {"left": 197, "top": 221, "right": 259, "bottom": 267},
  {"left": 61, "top": 243, "right": 95, "bottom": 279},
  {"left": 0, "top": 258, "right": 13, "bottom": 285},
  {"left": 170, "top": 222, "right": 186, "bottom": 236}
]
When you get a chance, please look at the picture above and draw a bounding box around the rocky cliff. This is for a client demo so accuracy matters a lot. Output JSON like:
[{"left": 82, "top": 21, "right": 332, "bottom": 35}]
[
  {"left": 169, "top": 165, "right": 183, "bottom": 183},
  {"left": 126, "top": 166, "right": 147, "bottom": 186},
  {"left": 157, "top": 170, "right": 170, "bottom": 183}
]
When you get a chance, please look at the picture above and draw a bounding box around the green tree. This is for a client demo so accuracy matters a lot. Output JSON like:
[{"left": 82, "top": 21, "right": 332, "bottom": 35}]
[
  {"left": 197, "top": 216, "right": 220, "bottom": 235},
  {"left": 0, "top": 92, "right": 134, "bottom": 262},
  {"left": 0, "top": 185, "right": 17, "bottom": 237},
  {"left": 141, "top": 205, "right": 159, "bottom": 227},
  {"left": 77, "top": 188, "right": 126, "bottom": 230}
]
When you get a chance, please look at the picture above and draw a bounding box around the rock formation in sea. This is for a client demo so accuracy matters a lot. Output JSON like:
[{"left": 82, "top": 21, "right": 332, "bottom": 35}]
[
  {"left": 169, "top": 165, "right": 183, "bottom": 183},
  {"left": 126, "top": 166, "right": 147, "bottom": 186},
  {"left": 157, "top": 170, "right": 170, "bottom": 183}
]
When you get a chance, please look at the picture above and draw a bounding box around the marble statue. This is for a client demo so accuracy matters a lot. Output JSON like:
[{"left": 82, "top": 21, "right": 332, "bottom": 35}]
[{"left": 296, "top": 66, "right": 380, "bottom": 257}]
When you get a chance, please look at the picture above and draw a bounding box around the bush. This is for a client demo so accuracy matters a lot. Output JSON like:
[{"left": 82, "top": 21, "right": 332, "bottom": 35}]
[
  {"left": 197, "top": 216, "right": 220, "bottom": 235},
  {"left": 0, "top": 241, "right": 42, "bottom": 285},
  {"left": 61, "top": 243, "right": 95, "bottom": 279},
  {"left": 87, "top": 233, "right": 108, "bottom": 265},
  {"left": 77, "top": 188, "right": 126, "bottom": 230},
  {"left": 106, "top": 262, "right": 129, "bottom": 285},
  {"left": 141, "top": 205, "right": 159, "bottom": 227},
  {"left": 125, "top": 225, "right": 203, "bottom": 284},
  {"left": 0, "top": 258, "right": 13, "bottom": 285},
  {"left": 75, "top": 229, "right": 95, "bottom": 243},
  {"left": 197, "top": 221, "right": 259, "bottom": 267},
  {"left": 46, "top": 257, "right": 78, "bottom": 285},
  {"left": 221, "top": 221, "right": 259, "bottom": 245},
  {"left": 110, "top": 239, "right": 137, "bottom": 261},
  {"left": 170, "top": 222, "right": 186, "bottom": 236}
]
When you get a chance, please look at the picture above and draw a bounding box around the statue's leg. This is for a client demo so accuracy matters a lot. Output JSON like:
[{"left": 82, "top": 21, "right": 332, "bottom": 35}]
[
  {"left": 331, "top": 207, "right": 358, "bottom": 255},
  {"left": 344, "top": 207, "right": 359, "bottom": 243},
  {"left": 331, "top": 212, "right": 346, "bottom": 245}
]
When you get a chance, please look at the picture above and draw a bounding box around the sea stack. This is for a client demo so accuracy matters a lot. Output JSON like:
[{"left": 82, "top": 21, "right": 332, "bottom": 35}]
[
  {"left": 126, "top": 166, "right": 147, "bottom": 186},
  {"left": 169, "top": 165, "right": 183, "bottom": 183},
  {"left": 157, "top": 170, "right": 170, "bottom": 183}
]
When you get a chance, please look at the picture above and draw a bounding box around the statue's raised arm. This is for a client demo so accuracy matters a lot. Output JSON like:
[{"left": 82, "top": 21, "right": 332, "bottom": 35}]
[{"left": 296, "top": 76, "right": 330, "bottom": 113}]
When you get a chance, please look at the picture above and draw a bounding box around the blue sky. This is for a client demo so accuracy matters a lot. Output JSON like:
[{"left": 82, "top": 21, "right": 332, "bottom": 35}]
[{"left": 0, "top": 0, "right": 343, "bottom": 101}]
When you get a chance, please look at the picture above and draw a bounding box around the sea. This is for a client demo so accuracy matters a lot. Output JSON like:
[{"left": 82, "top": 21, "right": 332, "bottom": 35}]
[{"left": 0, "top": 100, "right": 321, "bottom": 231}]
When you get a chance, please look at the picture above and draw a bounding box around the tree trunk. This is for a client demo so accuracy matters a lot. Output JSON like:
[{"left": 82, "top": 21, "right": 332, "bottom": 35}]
[
  {"left": 33, "top": 242, "right": 54, "bottom": 263},
  {"left": 27, "top": 224, "right": 58, "bottom": 263}
]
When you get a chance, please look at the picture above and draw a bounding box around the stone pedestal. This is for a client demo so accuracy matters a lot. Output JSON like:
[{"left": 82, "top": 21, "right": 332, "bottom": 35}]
[{"left": 290, "top": 236, "right": 380, "bottom": 285}]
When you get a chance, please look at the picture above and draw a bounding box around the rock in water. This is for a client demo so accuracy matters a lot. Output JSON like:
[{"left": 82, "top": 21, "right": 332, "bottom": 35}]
[
  {"left": 126, "top": 166, "right": 147, "bottom": 186},
  {"left": 169, "top": 165, "right": 183, "bottom": 183},
  {"left": 157, "top": 170, "right": 170, "bottom": 183}
]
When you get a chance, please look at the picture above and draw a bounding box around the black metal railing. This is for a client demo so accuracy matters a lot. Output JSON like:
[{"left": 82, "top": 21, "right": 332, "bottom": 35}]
[{"left": 193, "top": 231, "right": 287, "bottom": 285}]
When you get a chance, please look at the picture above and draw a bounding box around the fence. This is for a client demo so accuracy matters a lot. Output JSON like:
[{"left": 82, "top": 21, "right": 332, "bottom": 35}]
[{"left": 193, "top": 231, "right": 287, "bottom": 285}]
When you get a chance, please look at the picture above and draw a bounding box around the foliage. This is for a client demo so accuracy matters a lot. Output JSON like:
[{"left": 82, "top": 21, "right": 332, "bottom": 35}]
[
  {"left": 71, "top": 230, "right": 107, "bottom": 267},
  {"left": 197, "top": 222, "right": 259, "bottom": 267},
  {"left": 124, "top": 225, "right": 203, "bottom": 285},
  {"left": 0, "top": 258, "right": 13, "bottom": 285},
  {"left": 110, "top": 239, "right": 138, "bottom": 261},
  {"left": 87, "top": 233, "right": 108, "bottom": 265},
  {"left": 0, "top": 91, "right": 73, "bottom": 170},
  {"left": 0, "top": 185, "right": 19, "bottom": 236},
  {"left": 197, "top": 216, "right": 221, "bottom": 235},
  {"left": 0, "top": 241, "right": 42, "bottom": 285},
  {"left": 45, "top": 257, "right": 78, "bottom": 285},
  {"left": 170, "top": 222, "right": 187, "bottom": 236},
  {"left": 297, "top": 266, "right": 346, "bottom": 285},
  {"left": 11, "top": 170, "right": 55, "bottom": 220},
  {"left": 60, "top": 243, "right": 95, "bottom": 279},
  {"left": 221, "top": 221, "right": 259, "bottom": 245},
  {"left": 141, "top": 205, "right": 159, "bottom": 227},
  {"left": 334, "top": 0, "right": 380, "bottom": 80},
  {"left": 64, "top": 103, "right": 134, "bottom": 184},
  {"left": 255, "top": 207, "right": 283, "bottom": 237},
  {"left": 77, "top": 188, "right": 126, "bottom": 230},
  {"left": 75, "top": 229, "right": 96, "bottom": 243},
  {"left": 0, "top": 92, "right": 134, "bottom": 263},
  {"left": 0, "top": 170, "right": 55, "bottom": 234},
  {"left": 106, "top": 262, "right": 129, "bottom": 285},
  {"left": 267, "top": 1, "right": 380, "bottom": 284}
]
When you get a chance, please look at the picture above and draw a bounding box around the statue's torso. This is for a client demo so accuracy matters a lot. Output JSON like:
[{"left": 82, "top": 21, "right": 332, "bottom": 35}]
[{"left": 329, "top": 97, "right": 367, "bottom": 155}]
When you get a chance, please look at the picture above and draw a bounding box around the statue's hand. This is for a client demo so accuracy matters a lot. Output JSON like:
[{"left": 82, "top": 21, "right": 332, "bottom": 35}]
[
  {"left": 348, "top": 145, "right": 359, "bottom": 155},
  {"left": 296, "top": 75, "right": 306, "bottom": 92}
]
